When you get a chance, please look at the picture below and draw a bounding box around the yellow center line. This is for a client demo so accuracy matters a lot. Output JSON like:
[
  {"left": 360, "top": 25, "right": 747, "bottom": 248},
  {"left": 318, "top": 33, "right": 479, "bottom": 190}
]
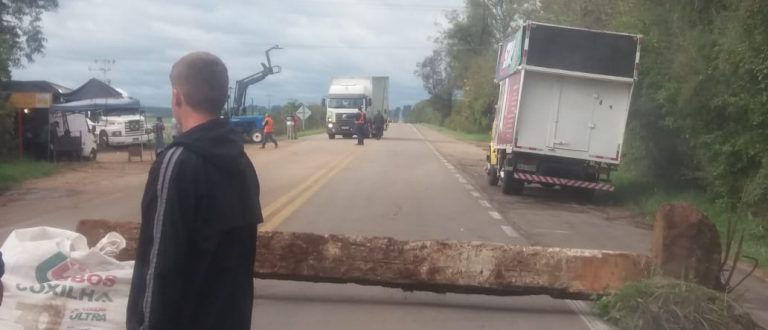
[
  {"left": 260, "top": 149, "right": 355, "bottom": 219},
  {"left": 259, "top": 149, "right": 361, "bottom": 231},
  {"left": 259, "top": 149, "right": 360, "bottom": 232}
]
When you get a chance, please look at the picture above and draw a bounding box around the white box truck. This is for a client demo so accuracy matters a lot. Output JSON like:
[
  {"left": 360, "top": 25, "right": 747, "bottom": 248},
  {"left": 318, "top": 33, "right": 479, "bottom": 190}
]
[
  {"left": 486, "top": 22, "right": 641, "bottom": 198},
  {"left": 325, "top": 76, "right": 389, "bottom": 139}
]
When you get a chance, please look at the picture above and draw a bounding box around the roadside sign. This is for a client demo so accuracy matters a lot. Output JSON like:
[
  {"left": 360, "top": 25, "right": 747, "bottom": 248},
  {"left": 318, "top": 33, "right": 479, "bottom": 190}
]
[{"left": 296, "top": 105, "right": 312, "bottom": 120}]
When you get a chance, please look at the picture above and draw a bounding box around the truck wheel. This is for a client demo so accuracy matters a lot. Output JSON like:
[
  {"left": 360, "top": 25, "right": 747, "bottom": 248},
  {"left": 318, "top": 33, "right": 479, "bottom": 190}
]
[
  {"left": 99, "top": 131, "right": 109, "bottom": 148},
  {"left": 487, "top": 167, "right": 499, "bottom": 186},
  {"left": 328, "top": 134, "right": 336, "bottom": 140},
  {"left": 501, "top": 171, "right": 524, "bottom": 195},
  {"left": 250, "top": 131, "right": 263, "bottom": 143}
]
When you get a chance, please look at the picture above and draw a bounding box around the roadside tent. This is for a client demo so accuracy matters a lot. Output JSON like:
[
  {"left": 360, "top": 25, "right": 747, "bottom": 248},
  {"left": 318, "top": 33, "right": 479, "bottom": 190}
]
[
  {"left": 50, "top": 97, "right": 140, "bottom": 112},
  {"left": 1, "top": 80, "right": 73, "bottom": 158},
  {"left": 61, "top": 78, "right": 127, "bottom": 102}
]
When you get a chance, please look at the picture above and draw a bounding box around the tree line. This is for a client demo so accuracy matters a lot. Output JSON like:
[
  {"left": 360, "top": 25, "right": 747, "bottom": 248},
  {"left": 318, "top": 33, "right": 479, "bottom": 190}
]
[{"left": 413, "top": 0, "right": 768, "bottom": 214}]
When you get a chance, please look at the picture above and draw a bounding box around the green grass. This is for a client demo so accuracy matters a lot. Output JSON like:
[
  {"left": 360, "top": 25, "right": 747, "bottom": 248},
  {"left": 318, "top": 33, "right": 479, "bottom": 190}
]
[
  {"left": 422, "top": 124, "right": 490, "bottom": 143},
  {"left": 0, "top": 159, "right": 58, "bottom": 192},
  {"left": 611, "top": 170, "right": 768, "bottom": 270},
  {"left": 595, "top": 278, "right": 759, "bottom": 330}
]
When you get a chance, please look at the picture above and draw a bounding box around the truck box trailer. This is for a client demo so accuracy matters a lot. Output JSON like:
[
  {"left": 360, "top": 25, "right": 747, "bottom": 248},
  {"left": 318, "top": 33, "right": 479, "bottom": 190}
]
[{"left": 486, "top": 22, "right": 641, "bottom": 197}]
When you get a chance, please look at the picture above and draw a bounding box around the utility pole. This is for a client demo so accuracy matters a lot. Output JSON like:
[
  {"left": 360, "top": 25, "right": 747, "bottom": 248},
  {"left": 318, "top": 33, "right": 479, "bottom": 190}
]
[{"left": 89, "top": 59, "right": 116, "bottom": 85}]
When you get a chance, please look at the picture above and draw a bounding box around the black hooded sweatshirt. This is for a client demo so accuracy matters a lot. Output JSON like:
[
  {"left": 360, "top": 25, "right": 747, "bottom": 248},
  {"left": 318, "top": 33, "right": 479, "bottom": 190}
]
[{"left": 127, "top": 118, "right": 263, "bottom": 330}]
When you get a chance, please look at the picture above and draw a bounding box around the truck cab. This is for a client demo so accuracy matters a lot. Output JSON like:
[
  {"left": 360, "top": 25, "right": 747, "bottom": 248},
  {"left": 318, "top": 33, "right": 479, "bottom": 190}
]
[
  {"left": 326, "top": 88, "right": 368, "bottom": 139},
  {"left": 325, "top": 76, "right": 389, "bottom": 140},
  {"left": 90, "top": 108, "right": 152, "bottom": 148}
]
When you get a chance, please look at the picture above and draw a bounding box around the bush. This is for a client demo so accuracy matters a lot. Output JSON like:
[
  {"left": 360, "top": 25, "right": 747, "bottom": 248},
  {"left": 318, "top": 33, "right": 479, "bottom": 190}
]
[
  {"left": 408, "top": 100, "right": 443, "bottom": 125},
  {"left": 0, "top": 105, "right": 16, "bottom": 158},
  {"left": 595, "top": 278, "right": 762, "bottom": 330}
]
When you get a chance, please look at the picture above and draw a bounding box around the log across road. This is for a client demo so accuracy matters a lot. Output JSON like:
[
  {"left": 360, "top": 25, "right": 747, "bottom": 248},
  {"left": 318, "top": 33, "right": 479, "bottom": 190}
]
[{"left": 77, "top": 220, "right": 653, "bottom": 300}]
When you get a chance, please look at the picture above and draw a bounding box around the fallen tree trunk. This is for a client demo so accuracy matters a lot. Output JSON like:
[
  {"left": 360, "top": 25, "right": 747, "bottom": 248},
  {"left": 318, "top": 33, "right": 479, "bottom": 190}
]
[{"left": 76, "top": 219, "right": 652, "bottom": 300}]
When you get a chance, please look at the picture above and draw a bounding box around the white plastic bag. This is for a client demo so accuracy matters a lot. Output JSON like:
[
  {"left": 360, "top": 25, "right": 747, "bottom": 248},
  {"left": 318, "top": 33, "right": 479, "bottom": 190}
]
[{"left": 0, "top": 227, "right": 133, "bottom": 329}]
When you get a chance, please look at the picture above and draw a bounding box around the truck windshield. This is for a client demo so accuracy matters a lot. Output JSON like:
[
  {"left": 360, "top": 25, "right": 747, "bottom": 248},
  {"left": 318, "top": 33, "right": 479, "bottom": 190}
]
[{"left": 327, "top": 98, "right": 364, "bottom": 109}]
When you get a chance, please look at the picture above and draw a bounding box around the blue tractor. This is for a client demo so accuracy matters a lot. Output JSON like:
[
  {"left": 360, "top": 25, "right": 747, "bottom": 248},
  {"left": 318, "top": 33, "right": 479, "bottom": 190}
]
[{"left": 227, "top": 45, "right": 282, "bottom": 142}]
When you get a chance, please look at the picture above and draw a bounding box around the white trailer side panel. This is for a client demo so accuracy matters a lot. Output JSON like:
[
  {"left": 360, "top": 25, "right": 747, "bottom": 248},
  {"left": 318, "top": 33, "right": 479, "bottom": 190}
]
[
  {"left": 371, "top": 76, "right": 389, "bottom": 117},
  {"left": 514, "top": 71, "right": 632, "bottom": 164}
]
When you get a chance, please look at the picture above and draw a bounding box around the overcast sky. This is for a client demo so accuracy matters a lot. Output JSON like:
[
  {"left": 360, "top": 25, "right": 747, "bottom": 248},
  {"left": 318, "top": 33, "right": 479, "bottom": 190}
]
[{"left": 13, "top": 0, "right": 463, "bottom": 108}]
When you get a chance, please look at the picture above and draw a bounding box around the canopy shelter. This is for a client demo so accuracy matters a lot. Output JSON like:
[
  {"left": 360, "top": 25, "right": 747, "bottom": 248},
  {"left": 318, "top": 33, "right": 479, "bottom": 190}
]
[
  {"left": 60, "top": 78, "right": 127, "bottom": 102},
  {"left": 50, "top": 97, "right": 140, "bottom": 112}
]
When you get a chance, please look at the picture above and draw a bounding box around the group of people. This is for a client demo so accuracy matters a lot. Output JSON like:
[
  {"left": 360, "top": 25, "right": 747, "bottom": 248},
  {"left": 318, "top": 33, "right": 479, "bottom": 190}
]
[{"left": 354, "top": 106, "right": 387, "bottom": 146}]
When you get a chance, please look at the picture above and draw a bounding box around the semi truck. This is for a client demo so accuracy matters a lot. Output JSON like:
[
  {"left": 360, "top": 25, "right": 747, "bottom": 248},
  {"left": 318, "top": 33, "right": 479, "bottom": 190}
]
[
  {"left": 325, "top": 76, "right": 389, "bottom": 139},
  {"left": 486, "top": 22, "right": 641, "bottom": 199}
]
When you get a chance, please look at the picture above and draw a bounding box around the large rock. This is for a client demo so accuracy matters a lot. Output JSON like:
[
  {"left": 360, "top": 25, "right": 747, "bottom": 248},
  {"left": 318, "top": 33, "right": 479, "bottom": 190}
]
[{"left": 652, "top": 203, "right": 723, "bottom": 289}]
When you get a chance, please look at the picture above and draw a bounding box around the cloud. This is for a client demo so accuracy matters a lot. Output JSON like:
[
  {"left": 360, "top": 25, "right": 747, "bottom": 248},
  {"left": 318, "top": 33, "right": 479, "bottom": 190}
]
[{"left": 12, "top": 0, "right": 462, "bottom": 108}]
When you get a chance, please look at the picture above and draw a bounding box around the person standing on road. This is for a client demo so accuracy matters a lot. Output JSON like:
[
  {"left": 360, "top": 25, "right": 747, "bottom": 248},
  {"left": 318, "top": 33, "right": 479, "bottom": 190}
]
[
  {"left": 286, "top": 115, "right": 296, "bottom": 140},
  {"left": 261, "top": 113, "right": 278, "bottom": 148},
  {"left": 373, "top": 111, "right": 385, "bottom": 139},
  {"left": 355, "top": 106, "right": 366, "bottom": 146},
  {"left": 127, "top": 52, "right": 263, "bottom": 330},
  {"left": 153, "top": 117, "right": 166, "bottom": 155}
]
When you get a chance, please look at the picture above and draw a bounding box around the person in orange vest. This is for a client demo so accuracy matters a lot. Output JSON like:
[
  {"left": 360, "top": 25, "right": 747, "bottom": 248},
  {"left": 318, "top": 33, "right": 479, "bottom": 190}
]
[
  {"left": 355, "top": 106, "right": 366, "bottom": 146},
  {"left": 261, "top": 113, "right": 278, "bottom": 149}
]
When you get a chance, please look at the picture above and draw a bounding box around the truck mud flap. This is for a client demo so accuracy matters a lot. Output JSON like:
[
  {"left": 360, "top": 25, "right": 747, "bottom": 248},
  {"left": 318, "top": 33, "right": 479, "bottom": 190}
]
[{"left": 513, "top": 172, "right": 614, "bottom": 191}]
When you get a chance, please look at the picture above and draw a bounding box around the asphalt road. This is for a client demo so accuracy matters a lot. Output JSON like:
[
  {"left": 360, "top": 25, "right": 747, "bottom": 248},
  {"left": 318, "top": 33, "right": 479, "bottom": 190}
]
[
  {"left": 249, "top": 124, "right": 606, "bottom": 330},
  {"left": 1, "top": 123, "right": 765, "bottom": 329}
]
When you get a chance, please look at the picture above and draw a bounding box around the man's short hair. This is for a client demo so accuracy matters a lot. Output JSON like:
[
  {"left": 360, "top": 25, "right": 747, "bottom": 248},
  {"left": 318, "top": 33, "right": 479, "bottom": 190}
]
[{"left": 170, "top": 52, "right": 229, "bottom": 116}]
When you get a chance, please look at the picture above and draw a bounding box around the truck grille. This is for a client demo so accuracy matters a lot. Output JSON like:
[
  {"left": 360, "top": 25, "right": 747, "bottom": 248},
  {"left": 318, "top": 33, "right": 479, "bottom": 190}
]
[
  {"left": 125, "top": 120, "right": 145, "bottom": 136},
  {"left": 335, "top": 113, "right": 356, "bottom": 127}
]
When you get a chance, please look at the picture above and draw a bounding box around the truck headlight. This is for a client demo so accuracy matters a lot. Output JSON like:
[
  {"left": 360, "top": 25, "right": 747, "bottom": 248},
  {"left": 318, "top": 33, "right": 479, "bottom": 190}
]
[
  {"left": 111, "top": 131, "right": 122, "bottom": 137},
  {"left": 328, "top": 123, "right": 334, "bottom": 128}
]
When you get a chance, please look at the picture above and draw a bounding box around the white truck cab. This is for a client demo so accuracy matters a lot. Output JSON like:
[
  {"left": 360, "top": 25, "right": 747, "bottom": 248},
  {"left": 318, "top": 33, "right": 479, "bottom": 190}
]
[{"left": 91, "top": 109, "right": 152, "bottom": 147}]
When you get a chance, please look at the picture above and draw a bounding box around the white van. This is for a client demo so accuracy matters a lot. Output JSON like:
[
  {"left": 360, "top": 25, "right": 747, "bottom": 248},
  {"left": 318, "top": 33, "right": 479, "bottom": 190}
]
[{"left": 50, "top": 112, "right": 99, "bottom": 160}]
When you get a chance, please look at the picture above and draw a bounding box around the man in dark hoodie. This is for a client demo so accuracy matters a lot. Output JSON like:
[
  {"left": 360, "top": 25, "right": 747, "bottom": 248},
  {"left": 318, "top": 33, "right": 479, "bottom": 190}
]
[{"left": 127, "top": 52, "right": 263, "bottom": 330}]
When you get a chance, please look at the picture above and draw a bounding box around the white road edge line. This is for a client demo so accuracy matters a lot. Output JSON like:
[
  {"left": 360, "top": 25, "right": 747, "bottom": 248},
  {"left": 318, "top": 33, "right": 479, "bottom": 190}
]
[
  {"left": 565, "top": 300, "right": 614, "bottom": 330},
  {"left": 500, "top": 225, "right": 521, "bottom": 238},
  {"left": 478, "top": 200, "right": 491, "bottom": 208},
  {"left": 414, "top": 124, "right": 602, "bottom": 329},
  {"left": 470, "top": 191, "right": 481, "bottom": 198}
]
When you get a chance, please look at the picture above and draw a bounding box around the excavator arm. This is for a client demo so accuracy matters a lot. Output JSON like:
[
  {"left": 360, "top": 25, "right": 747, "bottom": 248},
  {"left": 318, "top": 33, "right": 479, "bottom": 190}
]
[{"left": 230, "top": 45, "right": 282, "bottom": 116}]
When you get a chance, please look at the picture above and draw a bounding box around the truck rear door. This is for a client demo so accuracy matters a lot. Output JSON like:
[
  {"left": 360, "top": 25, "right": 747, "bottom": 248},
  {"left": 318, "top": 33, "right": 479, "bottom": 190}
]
[{"left": 552, "top": 76, "right": 595, "bottom": 152}]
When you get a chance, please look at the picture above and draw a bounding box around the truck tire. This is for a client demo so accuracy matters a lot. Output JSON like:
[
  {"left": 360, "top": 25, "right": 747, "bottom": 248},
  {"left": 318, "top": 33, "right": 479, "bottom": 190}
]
[
  {"left": 328, "top": 134, "right": 336, "bottom": 140},
  {"left": 501, "top": 171, "right": 524, "bottom": 195},
  {"left": 250, "top": 131, "right": 263, "bottom": 143},
  {"left": 487, "top": 167, "right": 499, "bottom": 186}
]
